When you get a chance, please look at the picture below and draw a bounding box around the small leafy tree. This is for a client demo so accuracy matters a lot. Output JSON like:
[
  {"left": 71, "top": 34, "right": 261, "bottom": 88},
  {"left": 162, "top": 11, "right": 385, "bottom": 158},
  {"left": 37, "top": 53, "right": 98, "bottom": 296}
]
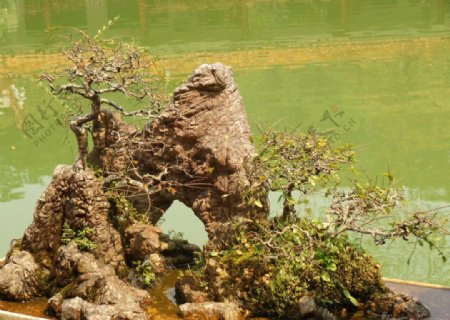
[
  {"left": 245, "top": 129, "right": 448, "bottom": 260},
  {"left": 245, "top": 128, "right": 354, "bottom": 221},
  {"left": 185, "top": 129, "right": 448, "bottom": 319},
  {"left": 41, "top": 26, "right": 166, "bottom": 169}
]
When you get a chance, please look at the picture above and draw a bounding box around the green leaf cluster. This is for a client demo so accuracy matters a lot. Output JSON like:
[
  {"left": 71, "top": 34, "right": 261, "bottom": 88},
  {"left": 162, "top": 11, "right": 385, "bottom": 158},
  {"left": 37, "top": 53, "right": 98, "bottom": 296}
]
[
  {"left": 61, "top": 222, "right": 97, "bottom": 251},
  {"left": 133, "top": 260, "right": 157, "bottom": 287},
  {"left": 203, "top": 218, "right": 384, "bottom": 318},
  {"left": 107, "top": 193, "right": 149, "bottom": 231}
]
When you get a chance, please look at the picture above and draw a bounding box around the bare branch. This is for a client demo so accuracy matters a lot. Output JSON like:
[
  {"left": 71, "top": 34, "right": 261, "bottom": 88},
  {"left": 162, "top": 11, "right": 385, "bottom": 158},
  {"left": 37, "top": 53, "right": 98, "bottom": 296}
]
[{"left": 100, "top": 98, "right": 159, "bottom": 118}]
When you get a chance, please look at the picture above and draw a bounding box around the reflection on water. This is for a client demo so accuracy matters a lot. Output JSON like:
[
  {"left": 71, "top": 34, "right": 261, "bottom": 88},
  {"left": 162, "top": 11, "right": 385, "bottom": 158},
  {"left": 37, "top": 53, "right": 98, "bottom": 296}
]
[
  {"left": 147, "top": 269, "right": 180, "bottom": 320},
  {"left": 0, "top": 0, "right": 449, "bottom": 287},
  {"left": 1, "top": 0, "right": 450, "bottom": 53},
  {"left": 0, "top": 297, "right": 51, "bottom": 319}
]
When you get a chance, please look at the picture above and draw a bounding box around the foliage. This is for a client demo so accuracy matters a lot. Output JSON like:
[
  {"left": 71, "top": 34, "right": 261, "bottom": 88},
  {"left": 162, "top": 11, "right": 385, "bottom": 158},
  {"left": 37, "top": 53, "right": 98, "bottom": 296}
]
[
  {"left": 107, "top": 193, "right": 149, "bottom": 232},
  {"left": 61, "top": 222, "right": 97, "bottom": 251},
  {"left": 184, "top": 128, "right": 448, "bottom": 319},
  {"left": 245, "top": 129, "right": 354, "bottom": 220},
  {"left": 246, "top": 129, "right": 448, "bottom": 259},
  {"left": 133, "top": 259, "right": 157, "bottom": 288},
  {"left": 40, "top": 25, "right": 167, "bottom": 169},
  {"left": 327, "top": 178, "right": 448, "bottom": 262},
  {"left": 211, "top": 218, "right": 386, "bottom": 318},
  {"left": 168, "top": 229, "right": 186, "bottom": 242},
  {"left": 42, "top": 23, "right": 165, "bottom": 115}
]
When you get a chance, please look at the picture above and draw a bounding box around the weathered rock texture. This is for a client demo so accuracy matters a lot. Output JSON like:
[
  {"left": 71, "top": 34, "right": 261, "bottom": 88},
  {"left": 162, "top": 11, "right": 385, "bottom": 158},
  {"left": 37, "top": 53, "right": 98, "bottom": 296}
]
[
  {"left": 0, "top": 251, "right": 41, "bottom": 301},
  {"left": 0, "top": 166, "right": 150, "bottom": 319},
  {"left": 128, "top": 63, "right": 265, "bottom": 247},
  {"left": 88, "top": 63, "right": 264, "bottom": 247},
  {"left": 47, "top": 242, "right": 149, "bottom": 320},
  {"left": 364, "top": 292, "right": 430, "bottom": 319},
  {"left": 22, "top": 165, "right": 125, "bottom": 271},
  {"left": 124, "top": 223, "right": 162, "bottom": 261},
  {"left": 147, "top": 64, "right": 260, "bottom": 229}
]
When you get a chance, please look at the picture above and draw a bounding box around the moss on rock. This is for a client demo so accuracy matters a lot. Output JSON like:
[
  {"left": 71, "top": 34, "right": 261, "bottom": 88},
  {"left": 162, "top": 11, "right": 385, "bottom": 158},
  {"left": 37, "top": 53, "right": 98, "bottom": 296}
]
[{"left": 183, "top": 218, "right": 390, "bottom": 319}]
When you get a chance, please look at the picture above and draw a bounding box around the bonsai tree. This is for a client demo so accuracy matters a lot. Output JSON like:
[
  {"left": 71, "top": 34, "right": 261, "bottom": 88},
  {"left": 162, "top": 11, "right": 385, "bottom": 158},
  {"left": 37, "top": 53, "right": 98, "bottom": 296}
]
[
  {"left": 30, "top": 27, "right": 447, "bottom": 319},
  {"left": 41, "top": 27, "right": 166, "bottom": 169},
  {"left": 247, "top": 129, "right": 448, "bottom": 255},
  {"left": 181, "top": 129, "right": 448, "bottom": 319}
]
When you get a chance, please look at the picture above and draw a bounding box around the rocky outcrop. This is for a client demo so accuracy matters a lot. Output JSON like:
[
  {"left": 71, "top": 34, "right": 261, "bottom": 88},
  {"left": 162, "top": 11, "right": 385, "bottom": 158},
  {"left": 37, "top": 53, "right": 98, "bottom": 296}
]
[
  {"left": 123, "top": 222, "right": 201, "bottom": 274},
  {"left": 0, "top": 63, "right": 432, "bottom": 320},
  {"left": 0, "top": 63, "right": 257, "bottom": 318},
  {"left": 22, "top": 165, "right": 125, "bottom": 271},
  {"left": 0, "top": 251, "right": 41, "bottom": 301},
  {"left": 47, "top": 242, "right": 149, "bottom": 320},
  {"left": 0, "top": 165, "right": 151, "bottom": 318},
  {"left": 159, "top": 64, "right": 262, "bottom": 226},
  {"left": 124, "top": 223, "right": 162, "bottom": 261},
  {"left": 50, "top": 296, "right": 147, "bottom": 320},
  {"left": 131, "top": 63, "right": 266, "bottom": 247},
  {"left": 84, "top": 63, "right": 264, "bottom": 248}
]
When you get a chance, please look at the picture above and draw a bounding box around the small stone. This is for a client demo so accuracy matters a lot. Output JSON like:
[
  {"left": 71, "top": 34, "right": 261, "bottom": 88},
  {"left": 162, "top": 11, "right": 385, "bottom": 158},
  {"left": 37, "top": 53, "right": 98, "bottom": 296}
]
[
  {"left": 124, "top": 223, "right": 161, "bottom": 260},
  {"left": 47, "top": 293, "right": 63, "bottom": 315},
  {"left": 148, "top": 253, "right": 165, "bottom": 274},
  {"left": 0, "top": 251, "right": 40, "bottom": 301},
  {"left": 298, "top": 296, "right": 316, "bottom": 316}
]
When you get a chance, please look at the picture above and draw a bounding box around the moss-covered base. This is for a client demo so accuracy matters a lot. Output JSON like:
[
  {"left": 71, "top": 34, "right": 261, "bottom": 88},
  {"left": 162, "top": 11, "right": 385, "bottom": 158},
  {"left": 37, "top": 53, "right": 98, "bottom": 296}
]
[{"left": 178, "top": 218, "right": 429, "bottom": 319}]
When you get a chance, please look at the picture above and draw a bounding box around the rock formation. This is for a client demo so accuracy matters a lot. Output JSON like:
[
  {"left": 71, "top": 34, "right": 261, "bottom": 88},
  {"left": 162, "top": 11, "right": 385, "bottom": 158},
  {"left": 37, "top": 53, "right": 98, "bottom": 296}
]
[
  {"left": 0, "top": 63, "right": 432, "bottom": 320},
  {"left": 128, "top": 63, "right": 266, "bottom": 246},
  {"left": 22, "top": 165, "right": 125, "bottom": 271},
  {"left": 47, "top": 242, "right": 150, "bottom": 320},
  {"left": 0, "top": 63, "right": 260, "bottom": 319},
  {"left": 145, "top": 63, "right": 262, "bottom": 238},
  {"left": 0, "top": 251, "right": 41, "bottom": 301}
]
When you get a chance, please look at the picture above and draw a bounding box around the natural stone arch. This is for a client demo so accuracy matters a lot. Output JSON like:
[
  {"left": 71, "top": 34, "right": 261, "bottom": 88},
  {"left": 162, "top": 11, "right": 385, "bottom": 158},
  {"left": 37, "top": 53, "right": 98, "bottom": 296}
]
[
  {"left": 98, "top": 63, "right": 268, "bottom": 247},
  {"left": 159, "top": 200, "right": 209, "bottom": 248},
  {"left": 143, "top": 63, "right": 267, "bottom": 246}
]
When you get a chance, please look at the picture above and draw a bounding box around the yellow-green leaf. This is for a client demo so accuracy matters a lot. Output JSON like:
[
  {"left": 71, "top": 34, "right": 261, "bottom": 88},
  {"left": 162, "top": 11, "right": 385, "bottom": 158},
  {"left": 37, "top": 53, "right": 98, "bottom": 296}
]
[
  {"left": 320, "top": 271, "right": 331, "bottom": 282},
  {"left": 343, "top": 287, "right": 360, "bottom": 306},
  {"left": 326, "top": 263, "right": 337, "bottom": 272}
]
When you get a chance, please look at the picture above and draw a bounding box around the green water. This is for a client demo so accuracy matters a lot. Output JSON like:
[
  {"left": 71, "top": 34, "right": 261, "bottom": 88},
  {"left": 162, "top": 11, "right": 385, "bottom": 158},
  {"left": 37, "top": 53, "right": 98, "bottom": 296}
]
[{"left": 0, "top": 0, "right": 449, "bottom": 286}]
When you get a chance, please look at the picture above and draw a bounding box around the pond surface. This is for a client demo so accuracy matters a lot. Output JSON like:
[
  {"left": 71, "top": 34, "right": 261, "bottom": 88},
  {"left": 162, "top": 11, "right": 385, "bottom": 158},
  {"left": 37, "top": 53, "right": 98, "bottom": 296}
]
[{"left": 0, "top": 0, "right": 449, "bottom": 287}]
